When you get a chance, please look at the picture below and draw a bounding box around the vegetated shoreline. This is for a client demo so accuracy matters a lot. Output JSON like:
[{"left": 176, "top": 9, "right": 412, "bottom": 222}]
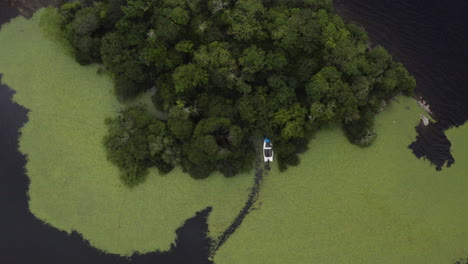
[
  {"left": 1, "top": 4, "right": 466, "bottom": 264},
  {"left": 5, "top": 0, "right": 63, "bottom": 18},
  {"left": 0, "top": 11, "right": 256, "bottom": 259},
  {"left": 0, "top": 1, "right": 421, "bottom": 259},
  {"left": 54, "top": 0, "right": 416, "bottom": 189},
  {"left": 0, "top": 24, "right": 215, "bottom": 264},
  {"left": 1, "top": 66, "right": 259, "bottom": 261},
  {"left": 4, "top": 0, "right": 458, "bottom": 173},
  {"left": 1, "top": 58, "right": 214, "bottom": 263},
  {"left": 7, "top": 0, "right": 447, "bottom": 173},
  {"left": 0, "top": 0, "right": 420, "bottom": 260},
  {"left": 334, "top": 0, "right": 457, "bottom": 170},
  {"left": 0, "top": 5, "right": 215, "bottom": 263},
  {"left": 213, "top": 97, "right": 468, "bottom": 264},
  {"left": 1, "top": 1, "right": 462, "bottom": 262},
  {"left": 0, "top": 7, "right": 286, "bottom": 259}
]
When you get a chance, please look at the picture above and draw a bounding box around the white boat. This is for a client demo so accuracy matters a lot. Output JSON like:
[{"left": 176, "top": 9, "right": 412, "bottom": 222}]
[{"left": 263, "top": 138, "right": 273, "bottom": 162}]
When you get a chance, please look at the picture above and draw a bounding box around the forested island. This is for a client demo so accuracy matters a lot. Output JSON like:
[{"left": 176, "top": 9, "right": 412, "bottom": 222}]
[
  {"left": 46, "top": 0, "right": 415, "bottom": 186},
  {"left": 3, "top": 0, "right": 468, "bottom": 262}
]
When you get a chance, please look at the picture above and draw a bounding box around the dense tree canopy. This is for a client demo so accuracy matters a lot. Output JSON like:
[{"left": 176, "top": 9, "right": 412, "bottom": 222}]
[
  {"left": 103, "top": 106, "right": 179, "bottom": 186},
  {"left": 54, "top": 0, "right": 415, "bottom": 186}
]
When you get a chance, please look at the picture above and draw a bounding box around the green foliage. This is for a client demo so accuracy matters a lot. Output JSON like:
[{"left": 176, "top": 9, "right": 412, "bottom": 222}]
[
  {"left": 236, "top": 93, "right": 272, "bottom": 137},
  {"left": 239, "top": 45, "right": 266, "bottom": 74},
  {"left": 184, "top": 116, "right": 255, "bottom": 178},
  {"left": 101, "top": 30, "right": 150, "bottom": 100},
  {"left": 53, "top": 0, "right": 416, "bottom": 184},
  {"left": 172, "top": 64, "right": 208, "bottom": 93},
  {"left": 197, "top": 93, "right": 237, "bottom": 118},
  {"left": 103, "top": 106, "right": 178, "bottom": 187},
  {"left": 54, "top": 3, "right": 103, "bottom": 64},
  {"left": 39, "top": 8, "right": 69, "bottom": 49},
  {"left": 343, "top": 108, "right": 376, "bottom": 147},
  {"left": 175, "top": 40, "right": 194, "bottom": 53},
  {"left": 152, "top": 74, "right": 176, "bottom": 111},
  {"left": 227, "top": 0, "right": 267, "bottom": 41},
  {"left": 167, "top": 106, "right": 194, "bottom": 140},
  {"left": 274, "top": 104, "right": 307, "bottom": 140},
  {"left": 169, "top": 7, "right": 190, "bottom": 25}
]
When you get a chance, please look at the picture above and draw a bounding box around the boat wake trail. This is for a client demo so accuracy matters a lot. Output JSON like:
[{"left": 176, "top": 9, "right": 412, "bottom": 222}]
[{"left": 211, "top": 158, "right": 268, "bottom": 253}]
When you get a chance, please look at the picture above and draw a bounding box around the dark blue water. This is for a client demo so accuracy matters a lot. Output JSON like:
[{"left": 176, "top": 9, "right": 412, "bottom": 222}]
[
  {"left": 0, "top": 2, "right": 212, "bottom": 263},
  {"left": 1, "top": 0, "right": 468, "bottom": 263},
  {"left": 0, "top": 76, "right": 213, "bottom": 264},
  {"left": 0, "top": 93, "right": 212, "bottom": 261},
  {"left": 0, "top": 80, "right": 213, "bottom": 264},
  {"left": 335, "top": 0, "right": 468, "bottom": 169}
]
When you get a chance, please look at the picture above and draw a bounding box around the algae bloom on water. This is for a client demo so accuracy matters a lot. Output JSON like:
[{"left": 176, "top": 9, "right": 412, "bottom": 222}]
[
  {"left": 0, "top": 6, "right": 467, "bottom": 264},
  {"left": 0, "top": 11, "right": 253, "bottom": 255},
  {"left": 214, "top": 98, "right": 468, "bottom": 264}
]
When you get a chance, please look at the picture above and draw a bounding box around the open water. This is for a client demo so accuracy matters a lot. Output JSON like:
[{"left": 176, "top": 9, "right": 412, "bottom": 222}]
[
  {"left": 1, "top": 0, "right": 467, "bottom": 263},
  {"left": 335, "top": 0, "right": 468, "bottom": 169}
]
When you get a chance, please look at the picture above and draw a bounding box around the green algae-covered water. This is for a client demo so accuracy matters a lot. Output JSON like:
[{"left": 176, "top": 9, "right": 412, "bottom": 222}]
[
  {"left": 0, "top": 11, "right": 253, "bottom": 255},
  {"left": 1, "top": 8, "right": 467, "bottom": 263},
  {"left": 215, "top": 98, "right": 468, "bottom": 263}
]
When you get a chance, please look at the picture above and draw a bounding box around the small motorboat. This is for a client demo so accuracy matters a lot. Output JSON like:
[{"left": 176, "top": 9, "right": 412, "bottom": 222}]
[{"left": 263, "top": 138, "right": 273, "bottom": 162}]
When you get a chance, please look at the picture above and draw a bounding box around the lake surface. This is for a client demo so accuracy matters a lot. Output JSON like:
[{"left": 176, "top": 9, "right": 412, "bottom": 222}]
[
  {"left": 1, "top": 0, "right": 467, "bottom": 263},
  {"left": 0, "top": 3, "right": 212, "bottom": 264},
  {"left": 336, "top": 0, "right": 468, "bottom": 126},
  {"left": 335, "top": 0, "right": 468, "bottom": 168}
]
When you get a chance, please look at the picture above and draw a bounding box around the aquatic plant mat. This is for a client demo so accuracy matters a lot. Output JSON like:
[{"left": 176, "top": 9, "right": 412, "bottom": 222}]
[
  {"left": 0, "top": 11, "right": 252, "bottom": 255},
  {"left": 1, "top": 9, "right": 467, "bottom": 263},
  {"left": 214, "top": 98, "right": 468, "bottom": 263}
]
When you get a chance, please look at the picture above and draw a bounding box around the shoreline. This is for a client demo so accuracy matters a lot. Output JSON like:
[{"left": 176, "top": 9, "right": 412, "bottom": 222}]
[
  {"left": 5, "top": 0, "right": 62, "bottom": 18},
  {"left": 0, "top": 1, "right": 19, "bottom": 25},
  {"left": 0, "top": 10, "right": 215, "bottom": 264},
  {"left": 1, "top": 1, "right": 466, "bottom": 262}
]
